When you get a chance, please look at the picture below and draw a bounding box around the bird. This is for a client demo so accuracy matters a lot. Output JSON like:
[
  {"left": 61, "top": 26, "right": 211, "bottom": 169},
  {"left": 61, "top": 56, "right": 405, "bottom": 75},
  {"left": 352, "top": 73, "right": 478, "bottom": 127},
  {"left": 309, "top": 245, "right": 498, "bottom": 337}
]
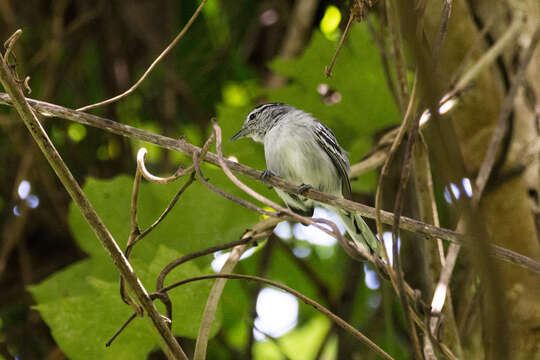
[{"left": 231, "top": 102, "right": 382, "bottom": 258}]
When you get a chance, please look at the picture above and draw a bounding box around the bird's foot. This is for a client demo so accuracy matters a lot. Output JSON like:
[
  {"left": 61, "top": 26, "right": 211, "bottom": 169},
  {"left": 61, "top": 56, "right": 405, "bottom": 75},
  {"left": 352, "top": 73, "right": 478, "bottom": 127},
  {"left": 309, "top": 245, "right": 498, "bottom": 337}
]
[
  {"left": 261, "top": 170, "right": 275, "bottom": 189},
  {"left": 298, "top": 183, "right": 313, "bottom": 194},
  {"left": 261, "top": 170, "right": 275, "bottom": 182}
]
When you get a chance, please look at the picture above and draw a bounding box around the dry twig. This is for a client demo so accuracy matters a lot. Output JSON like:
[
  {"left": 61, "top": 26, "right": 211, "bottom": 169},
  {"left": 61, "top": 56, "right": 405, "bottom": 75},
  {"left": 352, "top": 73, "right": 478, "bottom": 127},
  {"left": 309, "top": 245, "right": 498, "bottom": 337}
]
[
  {"left": 0, "top": 93, "right": 538, "bottom": 274},
  {"left": 0, "top": 30, "right": 188, "bottom": 360}
]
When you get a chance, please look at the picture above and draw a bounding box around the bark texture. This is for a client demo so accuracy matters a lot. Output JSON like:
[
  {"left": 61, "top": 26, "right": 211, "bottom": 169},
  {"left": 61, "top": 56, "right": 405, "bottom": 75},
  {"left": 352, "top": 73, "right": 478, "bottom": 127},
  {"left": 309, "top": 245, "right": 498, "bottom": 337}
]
[{"left": 423, "top": 0, "right": 540, "bottom": 358}]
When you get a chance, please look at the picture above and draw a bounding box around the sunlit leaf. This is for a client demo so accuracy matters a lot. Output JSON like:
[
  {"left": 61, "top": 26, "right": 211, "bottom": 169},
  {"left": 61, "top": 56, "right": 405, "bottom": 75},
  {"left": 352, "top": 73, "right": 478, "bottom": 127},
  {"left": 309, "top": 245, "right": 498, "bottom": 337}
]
[{"left": 320, "top": 5, "right": 342, "bottom": 40}]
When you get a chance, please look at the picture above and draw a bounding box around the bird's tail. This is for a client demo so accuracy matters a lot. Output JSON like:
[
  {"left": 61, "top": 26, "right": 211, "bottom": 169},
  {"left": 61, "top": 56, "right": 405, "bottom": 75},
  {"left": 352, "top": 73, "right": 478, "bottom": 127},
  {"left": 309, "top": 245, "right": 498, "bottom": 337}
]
[{"left": 334, "top": 208, "right": 383, "bottom": 258}]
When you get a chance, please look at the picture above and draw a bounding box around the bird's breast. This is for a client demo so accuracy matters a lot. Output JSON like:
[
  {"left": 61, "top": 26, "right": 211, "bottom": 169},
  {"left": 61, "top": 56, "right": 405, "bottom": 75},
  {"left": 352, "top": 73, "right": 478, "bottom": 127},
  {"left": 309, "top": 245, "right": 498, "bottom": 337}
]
[{"left": 264, "top": 124, "right": 341, "bottom": 195}]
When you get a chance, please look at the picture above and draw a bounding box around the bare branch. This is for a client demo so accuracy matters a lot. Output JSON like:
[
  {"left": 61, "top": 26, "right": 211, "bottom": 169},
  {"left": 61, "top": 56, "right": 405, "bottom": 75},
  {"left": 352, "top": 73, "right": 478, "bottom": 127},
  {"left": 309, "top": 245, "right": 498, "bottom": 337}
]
[
  {"left": 0, "top": 94, "right": 539, "bottom": 274},
  {"left": 374, "top": 73, "right": 418, "bottom": 289},
  {"left": 136, "top": 132, "right": 215, "bottom": 184},
  {"left": 390, "top": 80, "right": 423, "bottom": 360},
  {"left": 156, "top": 217, "right": 279, "bottom": 292},
  {"left": 119, "top": 159, "right": 144, "bottom": 315},
  {"left": 325, "top": 14, "right": 354, "bottom": 78},
  {"left": 414, "top": 139, "right": 464, "bottom": 358},
  {"left": 0, "top": 31, "right": 188, "bottom": 360},
  {"left": 211, "top": 120, "right": 350, "bottom": 250},
  {"left": 194, "top": 231, "right": 268, "bottom": 360},
  {"left": 350, "top": 148, "right": 388, "bottom": 178},
  {"left": 120, "top": 150, "right": 199, "bottom": 318}
]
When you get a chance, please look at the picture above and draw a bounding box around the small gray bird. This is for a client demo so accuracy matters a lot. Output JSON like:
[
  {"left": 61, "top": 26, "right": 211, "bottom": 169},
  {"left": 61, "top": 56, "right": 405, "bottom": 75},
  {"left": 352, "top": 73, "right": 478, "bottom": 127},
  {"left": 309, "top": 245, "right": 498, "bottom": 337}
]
[{"left": 231, "top": 102, "right": 382, "bottom": 257}]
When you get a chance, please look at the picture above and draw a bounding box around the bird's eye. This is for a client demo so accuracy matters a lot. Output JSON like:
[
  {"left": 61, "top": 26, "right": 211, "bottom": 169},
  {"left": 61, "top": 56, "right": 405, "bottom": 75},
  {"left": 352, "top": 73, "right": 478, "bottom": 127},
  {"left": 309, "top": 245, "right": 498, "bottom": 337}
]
[{"left": 249, "top": 113, "right": 256, "bottom": 121}]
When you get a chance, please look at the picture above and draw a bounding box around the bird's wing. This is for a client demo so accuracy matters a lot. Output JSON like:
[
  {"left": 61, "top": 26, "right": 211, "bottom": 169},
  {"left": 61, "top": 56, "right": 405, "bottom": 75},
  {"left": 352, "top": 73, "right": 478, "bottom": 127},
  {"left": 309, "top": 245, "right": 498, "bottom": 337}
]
[{"left": 313, "top": 122, "right": 352, "bottom": 199}]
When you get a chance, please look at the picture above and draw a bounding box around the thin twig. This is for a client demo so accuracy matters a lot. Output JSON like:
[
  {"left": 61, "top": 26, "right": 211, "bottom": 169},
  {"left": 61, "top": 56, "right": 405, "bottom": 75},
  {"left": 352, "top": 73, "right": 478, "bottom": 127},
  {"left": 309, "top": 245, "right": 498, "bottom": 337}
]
[
  {"left": 119, "top": 147, "right": 200, "bottom": 317},
  {"left": 430, "top": 243, "right": 460, "bottom": 323},
  {"left": 106, "top": 312, "right": 138, "bottom": 347},
  {"left": 136, "top": 132, "right": 215, "bottom": 184},
  {"left": 325, "top": 14, "right": 354, "bottom": 78},
  {"left": 107, "top": 222, "right": 275, "bottom": 346},
  {"left": 192, "top": 150, "right": 276, "bottom": 217},
  {"left": 135, "top": 173, "right": 196, "bottom": 245},
  {"left": 3, "top": 29, "right": 22, "bottom": 65},
  {"left": 129, "top": 132, "right": 215, "bottom": 247},
  {"left": 211, "top": 120, "right": 350, "bottom": 251},
  {"left": 413, "top": 138, "right": 463, "bottom": 358},
  {"left": 390, "top": 90, "right": 423, "bottom": 360},
  {"left": 156, "top": 217, "right": 280, "bottom": 292},
  {"left": 194, "top": 234, "right": 264, "bottom": 360},
  {"left": 0, "top": 94, "right": 539, "bottom": 274},
  {"left": 375, "top": 73, "right": 418, "bottom": 273},
  {"left": 161, "top": 273, "right": 395, "bottom": 360},
  {"left": 119, "top": 160, "right": 144, "bottom": 315},
  {"left": 0, "top": 30, "right": 187, "bottom": 360},
  {"left": 76, "top": 0, "right": 208, "bottom": 112}
]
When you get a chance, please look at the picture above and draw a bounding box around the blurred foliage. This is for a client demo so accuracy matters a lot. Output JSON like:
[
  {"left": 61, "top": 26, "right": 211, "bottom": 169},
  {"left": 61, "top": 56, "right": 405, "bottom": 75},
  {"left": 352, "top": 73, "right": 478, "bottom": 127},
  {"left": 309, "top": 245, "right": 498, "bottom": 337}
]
[{"left": 1, "top": 1, "right": 408, "bottom": 359}]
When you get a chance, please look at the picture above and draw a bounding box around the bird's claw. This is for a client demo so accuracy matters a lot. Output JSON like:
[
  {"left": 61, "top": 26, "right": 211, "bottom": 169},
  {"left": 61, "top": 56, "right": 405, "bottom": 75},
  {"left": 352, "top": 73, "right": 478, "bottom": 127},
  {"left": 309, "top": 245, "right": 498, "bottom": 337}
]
[
  {"left": 298, "top": 183, "right": 312, "bottom": 194},
  {"left": 261, "top": 170, "right": 275, "bottom": 182}
]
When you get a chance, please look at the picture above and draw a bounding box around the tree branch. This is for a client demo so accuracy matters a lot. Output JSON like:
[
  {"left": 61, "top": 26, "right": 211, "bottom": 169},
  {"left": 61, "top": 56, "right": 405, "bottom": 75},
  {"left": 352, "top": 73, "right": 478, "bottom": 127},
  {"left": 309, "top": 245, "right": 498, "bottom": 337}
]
[
  {"left": 0, "top": 34, "right": 188, "bottom": 360},
  {"left": 0, "top": 93, "right": 539, "bottom": 275}
]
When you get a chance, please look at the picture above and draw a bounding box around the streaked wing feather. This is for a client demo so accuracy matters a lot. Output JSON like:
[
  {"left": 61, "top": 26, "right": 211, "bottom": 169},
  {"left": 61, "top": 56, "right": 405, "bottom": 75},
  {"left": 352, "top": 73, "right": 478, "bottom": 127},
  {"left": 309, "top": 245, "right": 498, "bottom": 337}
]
[{"left": 313, "top": 122, "right": 352, "bottom": 199}]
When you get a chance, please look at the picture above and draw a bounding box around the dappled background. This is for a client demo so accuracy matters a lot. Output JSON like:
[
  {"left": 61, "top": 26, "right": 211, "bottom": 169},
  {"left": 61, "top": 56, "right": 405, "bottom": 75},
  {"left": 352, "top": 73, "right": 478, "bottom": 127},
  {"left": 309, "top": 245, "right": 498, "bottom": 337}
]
[{"left": 1, "top": 0, "right": 539, "bottom": 359}]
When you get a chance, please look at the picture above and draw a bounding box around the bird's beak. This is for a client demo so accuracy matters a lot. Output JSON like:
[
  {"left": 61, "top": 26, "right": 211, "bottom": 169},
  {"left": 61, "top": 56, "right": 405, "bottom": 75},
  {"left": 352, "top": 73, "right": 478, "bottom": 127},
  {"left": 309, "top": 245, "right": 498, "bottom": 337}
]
[{"left": 231, "top": 128, "right": 248, "bottom": 141}]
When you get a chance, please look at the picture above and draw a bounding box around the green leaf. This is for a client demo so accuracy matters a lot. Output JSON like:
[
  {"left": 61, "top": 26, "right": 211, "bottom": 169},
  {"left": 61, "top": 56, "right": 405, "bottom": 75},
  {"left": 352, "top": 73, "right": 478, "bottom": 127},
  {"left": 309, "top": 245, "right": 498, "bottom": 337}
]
[
  {"left": 30, "top": 172, "right": 260, "bottom": 359},
  {"left": 269, "top": 23, "right": 398, "bottom": 134},
  {"left": 31, "top": 275, "right": 157, "bottom": 360}
]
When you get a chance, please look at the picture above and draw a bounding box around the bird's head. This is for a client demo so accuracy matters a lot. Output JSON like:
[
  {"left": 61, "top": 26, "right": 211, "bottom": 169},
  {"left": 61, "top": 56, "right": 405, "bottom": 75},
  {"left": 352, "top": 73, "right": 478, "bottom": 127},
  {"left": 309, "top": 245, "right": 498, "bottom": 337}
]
[{"left": 231, "top": 102, "right": 293, "bottom": 143}]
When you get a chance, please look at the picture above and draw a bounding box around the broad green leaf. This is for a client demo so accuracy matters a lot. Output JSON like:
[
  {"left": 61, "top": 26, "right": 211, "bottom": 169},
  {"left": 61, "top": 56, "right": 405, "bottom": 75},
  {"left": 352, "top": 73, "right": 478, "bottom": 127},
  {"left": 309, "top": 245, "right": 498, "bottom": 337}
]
[
  {"left": 30, "top": 172, "right": 260, "bottom": 359},
  {"left": 269, "top": 23, "right": 398, "bottom": 135},
  {"left": 32, "top": 276, "right": 156, "bottom": 360}
]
